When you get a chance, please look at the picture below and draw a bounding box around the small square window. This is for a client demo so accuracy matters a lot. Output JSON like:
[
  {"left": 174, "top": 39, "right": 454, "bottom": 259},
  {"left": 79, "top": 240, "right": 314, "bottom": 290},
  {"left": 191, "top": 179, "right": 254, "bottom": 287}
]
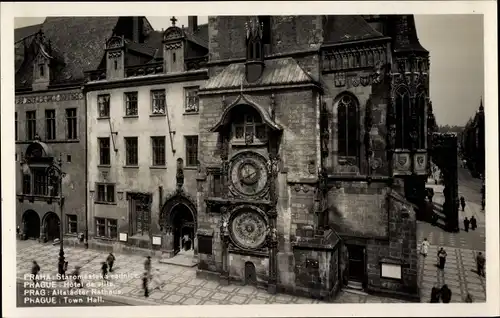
[{"left": 67, "top": 155, "right": 72, "bottom": 163}]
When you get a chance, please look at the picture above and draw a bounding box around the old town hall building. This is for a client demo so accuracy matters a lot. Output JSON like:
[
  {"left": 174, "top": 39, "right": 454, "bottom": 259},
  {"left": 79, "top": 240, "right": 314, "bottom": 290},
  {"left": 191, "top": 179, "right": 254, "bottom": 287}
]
[
  {"left": 15, "top": 15, "right": 430, "bottom": 302},
  {"left": 195, "top": 15, "right": 429, "bottom": 301}
]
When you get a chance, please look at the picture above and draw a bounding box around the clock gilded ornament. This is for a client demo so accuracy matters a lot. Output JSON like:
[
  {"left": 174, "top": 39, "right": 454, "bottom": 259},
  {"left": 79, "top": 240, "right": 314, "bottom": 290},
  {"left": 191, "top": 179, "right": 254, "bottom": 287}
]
[{"left": 228, "top": 151, "right": 269, "bottom": 198}]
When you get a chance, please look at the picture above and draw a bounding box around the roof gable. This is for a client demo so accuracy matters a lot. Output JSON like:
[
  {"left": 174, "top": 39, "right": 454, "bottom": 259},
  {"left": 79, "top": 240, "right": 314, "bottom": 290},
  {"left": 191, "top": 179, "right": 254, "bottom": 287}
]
[
  {"left": 203, "top": 57, "right": 315, "bottom": 90},
  {"left": 16, "top": 17, "right": 119, "bottom": 89},
  {"left": 15, "top": 24, "right": 42, "bottom": 43}
]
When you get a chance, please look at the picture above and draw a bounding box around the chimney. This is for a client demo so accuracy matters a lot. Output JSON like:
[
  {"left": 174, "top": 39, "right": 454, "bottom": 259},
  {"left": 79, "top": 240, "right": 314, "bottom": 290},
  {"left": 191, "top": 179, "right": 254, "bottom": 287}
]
[
  {"left": 188, "top": 16, "right": 198, "bottom": 33},
  {"left": 132, "top": 17, "right": 140, "bottom": 43}
]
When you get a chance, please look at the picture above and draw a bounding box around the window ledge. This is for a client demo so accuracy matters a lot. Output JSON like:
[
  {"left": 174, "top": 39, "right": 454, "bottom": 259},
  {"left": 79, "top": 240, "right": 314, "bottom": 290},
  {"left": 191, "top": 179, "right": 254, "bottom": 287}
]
[
  {"left": 184, "top": 166, "right": 198, "bottom": 171},
  {"left": 150, "top": 113, "right": 166, "bottom": 117},
  {"left": 149, "top": 166, "right": 167, "bottom": 170},
  {"left": 232, "top": 140, "right": 268, "bottom": 147},
  {"left": 123, "top": 165, "right": 139, "bottom": 169},
  {"left": 183, "top": 111, "right": 199, "bottom": 116},
  {"left": 98, "top": 165, "right": 111, "bottom": 168},
  {"left": 97, "top": 116, "right": 110, "bottom": 120},
  {"left": 94, "top": 201, "right": 117, "bottom": 205},
  {"left": 65, "top": 233, "right": 78, "bottom": 237},
  {"left": 123, "top": 115, "right": 139, "bottom": 119}
]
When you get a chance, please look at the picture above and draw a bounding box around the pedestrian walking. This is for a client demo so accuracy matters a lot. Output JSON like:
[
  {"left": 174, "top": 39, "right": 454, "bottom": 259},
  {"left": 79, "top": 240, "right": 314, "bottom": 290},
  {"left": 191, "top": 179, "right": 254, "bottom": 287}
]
[
  {"left": 440, "top": 284, "right": 452, "bottom": 303},
  {"left": 420, "top": 238, "right": 430, "bottom": 257},
  {"left": 106, "top": 253, "right": 116, "bottom": 272},
  {"left": 142, "top": 272, "right": 149, "bottom": 298},
  {"left": 31, "top": 261, "right": 40, "bottom": 284},
  {"left": 144, "top": 256, "right": 152, "bottom": 278},
  {"left": 476, "top": 252, "right": 485, "bottom": 277},
  {"left": 437, "top": 247, "right": 447, "bottom": 270},
  {"left": 150, "top": 268, "right": 164, "bottom": 291},
  {"left": 470, "top": 216, "right": 477, "bottom": 231},
  {"left": 101, "top": 262, "right": 108, "bottom": 281},
  {"left": 463, "top": 217, "right": 470, "bottom": 232},
  {"left": 71, "top": 266, "right": 82, "bottom": 289},
  {"left": 430, "top": 287, "right": 441, "bottom": 303},
  {"left": 460, "top": 196, "right": 466, "bottom": 212}
]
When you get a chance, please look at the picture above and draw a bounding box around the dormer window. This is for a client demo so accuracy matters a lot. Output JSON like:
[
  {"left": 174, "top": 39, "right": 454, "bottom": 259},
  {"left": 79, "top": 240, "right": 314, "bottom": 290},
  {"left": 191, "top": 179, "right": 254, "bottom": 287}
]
[{"left": 232, "top": 106, "right": 267, "bottom": 145}]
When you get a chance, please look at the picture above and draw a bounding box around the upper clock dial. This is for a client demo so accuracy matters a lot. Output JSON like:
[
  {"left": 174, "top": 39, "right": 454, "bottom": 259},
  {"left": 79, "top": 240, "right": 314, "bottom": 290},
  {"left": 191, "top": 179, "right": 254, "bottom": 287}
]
[{"left": 229, "top": 152, "right": 269, "bottom": 198}]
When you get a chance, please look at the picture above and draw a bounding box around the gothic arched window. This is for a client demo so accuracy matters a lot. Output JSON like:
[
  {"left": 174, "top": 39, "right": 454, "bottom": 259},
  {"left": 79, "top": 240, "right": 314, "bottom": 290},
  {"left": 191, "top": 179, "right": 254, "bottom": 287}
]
[
  {"left": 395, "top": 87, "right": 411, "bottom": 149},
  {"left": 337, "top": 94, "right": 358, "bottom": 158},
  {"left": 416, "top": 93, "right": 426, "bottom": 149},
  {"left": 232, "top": 106, "right": 267, "bottom": 144}
]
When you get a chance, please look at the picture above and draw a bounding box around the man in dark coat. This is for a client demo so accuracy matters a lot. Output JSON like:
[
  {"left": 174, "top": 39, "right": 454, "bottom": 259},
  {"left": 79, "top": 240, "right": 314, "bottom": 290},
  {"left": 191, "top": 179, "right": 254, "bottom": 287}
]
[
  {"left": 101, "top": 262, "right": 108, "bottom": 281},
  {"left": 476, "top": 252, "right": 485, "bottom": 277},
  {"left": 142, "top": 272, "right": 149, "bottom": 298},
  {"left": 438, "top": 247, "right": 447, "bottom": 270},
  {"left": 460, "top": 196, "right": 466, "bottom": 212},
  {"left": 430, "top": 287, "right": 441, "bottom": 303},
  {"left": 464, "top": 217, "right": 470, "bottom": 232},
  {"left": 470, "top": 216, "right": 477, "bottom": 231},
  {"left": 144, "top": 256, "right": 152, "bottom": 276},
  {"left": 440, "top": 284, "right": 452, "bottom": 303},
  {"left": 31, "top": 261, "right": 40, "bottom": 284},
  {"left": 106, "top": 253, "right": 116, "bottom": 272}
]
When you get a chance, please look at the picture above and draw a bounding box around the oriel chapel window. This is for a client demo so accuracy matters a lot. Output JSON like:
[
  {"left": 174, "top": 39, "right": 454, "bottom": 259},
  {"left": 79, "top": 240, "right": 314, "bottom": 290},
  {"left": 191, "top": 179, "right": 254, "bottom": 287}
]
[
  {"left": 337, "top": 94, "right": 358, "bottom": 158},
  {"left": 232, "top": 107, "right": 267, "bottom": 144},
  {"left": 395, "top": 87, "right": 412, "bottom": 149}
]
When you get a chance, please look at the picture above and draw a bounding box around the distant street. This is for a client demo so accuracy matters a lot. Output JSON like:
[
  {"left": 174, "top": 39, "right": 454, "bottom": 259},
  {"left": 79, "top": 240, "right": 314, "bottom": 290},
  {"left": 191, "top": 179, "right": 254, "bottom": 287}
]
[{"left": 416, "top": 164, "right": 486, "bottom": 302}]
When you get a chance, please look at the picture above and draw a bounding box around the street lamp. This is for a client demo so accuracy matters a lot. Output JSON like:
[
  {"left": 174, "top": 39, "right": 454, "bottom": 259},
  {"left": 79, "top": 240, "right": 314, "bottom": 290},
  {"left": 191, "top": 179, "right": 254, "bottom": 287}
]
[{"left": 45, "top": 155, "right": 67, "bottom": 277}]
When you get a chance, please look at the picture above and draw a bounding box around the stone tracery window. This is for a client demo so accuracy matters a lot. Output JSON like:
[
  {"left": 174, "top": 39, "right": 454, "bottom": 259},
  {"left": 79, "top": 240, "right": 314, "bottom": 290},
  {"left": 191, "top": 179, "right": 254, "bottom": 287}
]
[
  {"left": 337, "top": 94, "right": 359, "bottom": 159},
  {"left": 395, "top": 87, "right": 411, "bottom": 149}
]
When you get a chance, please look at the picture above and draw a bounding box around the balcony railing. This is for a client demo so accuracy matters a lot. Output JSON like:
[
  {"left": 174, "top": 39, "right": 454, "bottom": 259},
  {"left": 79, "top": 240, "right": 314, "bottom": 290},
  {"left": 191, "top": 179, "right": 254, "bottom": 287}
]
[
  {"left": 84, "top": 56, "right": 208, "bottom": 82},
  {"left": 125, "top": 62, "right": 164, "bottom": 78},
  {"left": 185, "top": 56, "right": 208, "bottom": 71}
]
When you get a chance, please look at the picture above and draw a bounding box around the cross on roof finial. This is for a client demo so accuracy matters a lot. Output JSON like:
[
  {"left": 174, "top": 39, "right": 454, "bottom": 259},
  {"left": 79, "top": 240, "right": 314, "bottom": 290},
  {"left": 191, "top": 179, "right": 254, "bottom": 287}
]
[{"left": 171, "top": 16, "right": 177, "bottom": 26}]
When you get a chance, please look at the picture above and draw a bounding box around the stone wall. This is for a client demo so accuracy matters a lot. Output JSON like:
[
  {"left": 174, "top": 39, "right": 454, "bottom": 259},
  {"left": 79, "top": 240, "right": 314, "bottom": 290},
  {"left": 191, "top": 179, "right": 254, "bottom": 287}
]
[{"left": 228, "top": 253, "right": 269, "bottom": 285}]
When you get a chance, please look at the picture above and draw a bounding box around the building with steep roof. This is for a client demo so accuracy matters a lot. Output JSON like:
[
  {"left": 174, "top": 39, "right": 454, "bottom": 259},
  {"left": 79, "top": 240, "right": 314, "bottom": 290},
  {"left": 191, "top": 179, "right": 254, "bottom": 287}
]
[
  {"left": 15, "top": 17, "right": 153, "bottom": 248},
  {"left": 84, "top": 16, "right": 209, "bottom": 255},
  {"left": 194, "top": 15, "right": 430, "bottom": 301}
]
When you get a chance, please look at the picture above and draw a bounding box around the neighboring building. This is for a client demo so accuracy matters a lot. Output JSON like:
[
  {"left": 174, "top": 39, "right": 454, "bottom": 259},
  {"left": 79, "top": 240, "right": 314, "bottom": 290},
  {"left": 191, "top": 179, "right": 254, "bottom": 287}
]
[
  {"left": 195, "top": 15, "right": 429, "bottom": 301},
  {"left": 460, "top": 99, "right": 485, "bottom": 178},
  {"left": 15, "top": 17, "right": 150, "bottom": 246},
  {"left": 85, "top": 17, "right": 208, "bottom": 256}
]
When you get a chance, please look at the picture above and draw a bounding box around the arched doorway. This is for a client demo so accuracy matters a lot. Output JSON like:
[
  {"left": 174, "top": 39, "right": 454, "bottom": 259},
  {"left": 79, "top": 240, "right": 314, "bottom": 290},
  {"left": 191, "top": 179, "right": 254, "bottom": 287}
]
[
  {"left": 244, "top": 261, "right": 257, "bottom": 286},
  {"left": 22, "top": 210, "right": 40, "bottom": 239},
  {"left": 161, "top": 193, "right": 197, "bottom": 257},
  {"left": 43, "top": 212, "right": 60, "bottom": 242},
  {"left": 171, "top": 204, "right": 195, "bottom": 255}
]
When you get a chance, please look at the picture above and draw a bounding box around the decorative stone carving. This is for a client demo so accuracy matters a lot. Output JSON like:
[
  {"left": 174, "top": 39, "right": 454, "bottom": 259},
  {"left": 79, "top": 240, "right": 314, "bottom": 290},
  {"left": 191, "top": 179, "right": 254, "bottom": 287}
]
[
  {"left": 413, "top": 153, "right": 427, "bottom": 175},
  {"left": 334, "top": 72, "right": 346, "bottom": 87},
  {"left": 230, "top": 209, "right": 268, "bottom": 250},
  {"left": 322, "top": 45, "right": 387, "bottom": 73},
  {"left": 393, "top": 153, "right": 412, "bottom": 175},
  {"left": 176, "top": 158, "right": 184, "bottom": 191},
  {"left": 293, "top": 184, "right": 314, "bottom": 193},
  {"left": 106, "top": 36, "right": 124, "bottom": 50},
  {"left": 163, "top": 26, "right": 184, "bottom": 42},
  {"left": 16, "top": 92, "right": 84, "bottom": 104}
]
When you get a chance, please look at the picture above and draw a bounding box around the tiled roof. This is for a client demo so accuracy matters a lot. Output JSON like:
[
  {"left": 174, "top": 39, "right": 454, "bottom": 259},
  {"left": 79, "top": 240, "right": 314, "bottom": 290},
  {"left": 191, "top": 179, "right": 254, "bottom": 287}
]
[
  {"left": 387, "top": 15, "right": 428, "bottom": 53},
  {"left": 16, "top": 17, "right": 119, "bottom": 88},
  {"left": 203, "top": 57, "right": 315, "bottom": 90},
  {"left": 15, "top": 24, "right": 42, "bottom": 43},
  {"left": 323, "top": 15, "right": 384, "bottom": 44}
]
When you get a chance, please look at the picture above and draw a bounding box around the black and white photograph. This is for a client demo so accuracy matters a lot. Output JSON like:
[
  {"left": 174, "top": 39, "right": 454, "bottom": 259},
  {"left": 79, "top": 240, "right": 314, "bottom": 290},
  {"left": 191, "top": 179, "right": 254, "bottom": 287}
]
[{"left": 1, "top": 2, "right": 498, "bottom": 317}]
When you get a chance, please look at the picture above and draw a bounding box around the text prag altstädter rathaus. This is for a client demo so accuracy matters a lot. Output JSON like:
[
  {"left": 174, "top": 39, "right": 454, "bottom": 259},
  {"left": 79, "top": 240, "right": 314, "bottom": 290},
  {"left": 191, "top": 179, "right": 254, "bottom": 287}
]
[{"left": 15, "top": 15, "right": 437, "bottom": 301}]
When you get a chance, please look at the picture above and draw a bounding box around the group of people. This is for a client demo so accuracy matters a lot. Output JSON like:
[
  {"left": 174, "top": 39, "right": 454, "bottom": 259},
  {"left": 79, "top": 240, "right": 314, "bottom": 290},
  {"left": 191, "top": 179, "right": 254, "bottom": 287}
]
[
  {"left": 430, "top": 284, "right": 453, "bottom": 303},
  {"left": 460, "top": 196, "right": 479, "bottom": 233},
  {"left": 100, "top": 252, "right": 116, "bottom": 280}
]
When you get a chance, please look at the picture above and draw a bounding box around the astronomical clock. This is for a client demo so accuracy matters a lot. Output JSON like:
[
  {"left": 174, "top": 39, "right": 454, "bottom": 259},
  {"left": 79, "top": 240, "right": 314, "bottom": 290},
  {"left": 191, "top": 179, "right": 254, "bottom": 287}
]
[{"left": 228, "top": 151, "right": 270, "bottom": 200}]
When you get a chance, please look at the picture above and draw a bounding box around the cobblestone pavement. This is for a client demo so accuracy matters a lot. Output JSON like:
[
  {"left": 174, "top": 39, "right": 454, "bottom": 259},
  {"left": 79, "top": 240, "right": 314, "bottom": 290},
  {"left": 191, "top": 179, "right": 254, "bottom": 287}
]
[{"left": 16, "top": 243, "right": 409, "bottom": 305}]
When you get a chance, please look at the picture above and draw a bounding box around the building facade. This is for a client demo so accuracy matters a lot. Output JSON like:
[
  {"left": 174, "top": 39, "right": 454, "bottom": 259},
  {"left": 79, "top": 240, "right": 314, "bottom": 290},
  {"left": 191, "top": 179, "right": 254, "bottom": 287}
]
[
  {"left": 85, "top": 17, "right": 209, "bottom": 256},
  {"left": 14, "top": 18, "right": 119, "bottom": 245},
  {"left": 460, "top": 99, "right": 485, "bottom": 178},
  {"left": 195, "top": 15, "right": 429, "bottom": 301}
]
